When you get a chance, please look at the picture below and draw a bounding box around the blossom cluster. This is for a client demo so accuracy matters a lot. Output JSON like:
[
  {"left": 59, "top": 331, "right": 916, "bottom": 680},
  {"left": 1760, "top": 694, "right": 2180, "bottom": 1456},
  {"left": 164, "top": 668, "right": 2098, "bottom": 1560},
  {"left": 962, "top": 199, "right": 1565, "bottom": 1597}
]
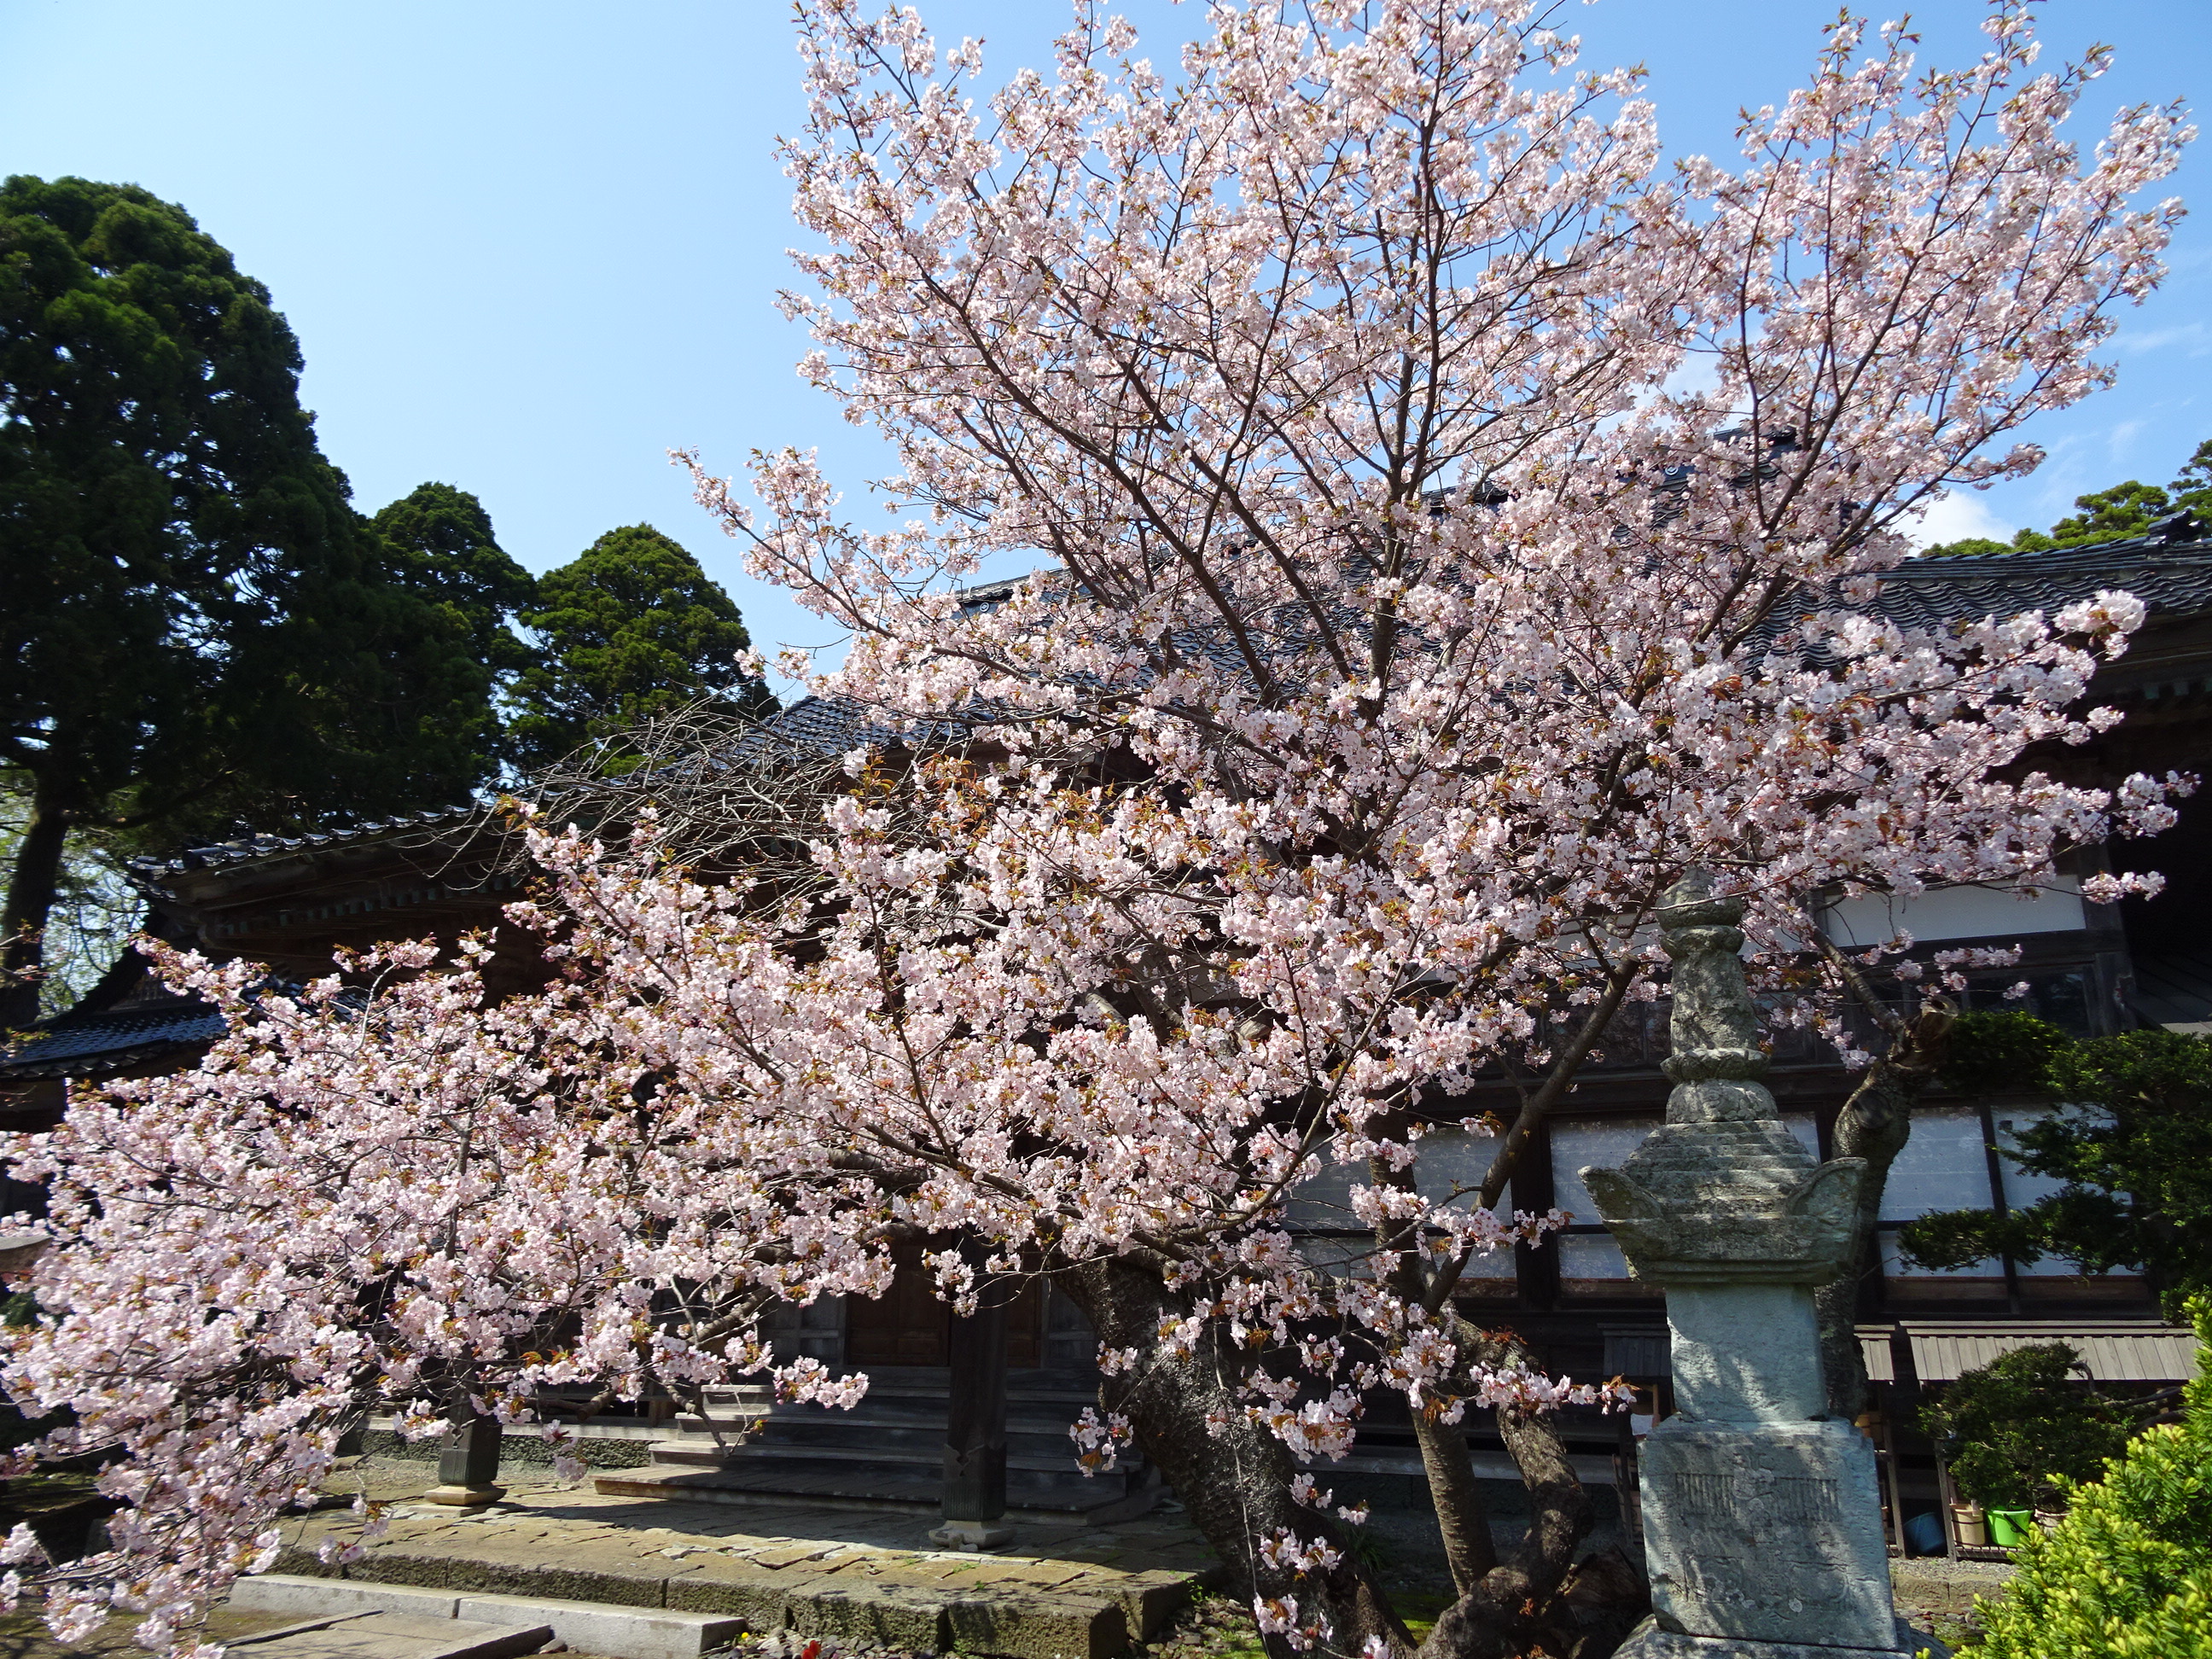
[{"left": 0, "top": 2, "right": 2192, "bottom": 1652}]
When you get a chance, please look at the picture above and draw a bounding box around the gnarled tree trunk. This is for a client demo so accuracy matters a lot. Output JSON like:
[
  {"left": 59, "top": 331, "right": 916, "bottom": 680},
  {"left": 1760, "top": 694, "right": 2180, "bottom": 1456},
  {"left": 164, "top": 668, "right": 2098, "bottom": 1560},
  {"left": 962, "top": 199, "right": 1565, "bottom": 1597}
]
[
  {"left": 1813, "top": 994, "right": 1955, "bottom": 1419},
  {"left": 1057, "top": 1254, "right": 1412, "bottom": 1659},
  {"left": 1, "top": 778, "right": 72, "bottom": 1030},
  {"left": 1412, "top": 1316, "right": 1598, "bottom": 1659}
]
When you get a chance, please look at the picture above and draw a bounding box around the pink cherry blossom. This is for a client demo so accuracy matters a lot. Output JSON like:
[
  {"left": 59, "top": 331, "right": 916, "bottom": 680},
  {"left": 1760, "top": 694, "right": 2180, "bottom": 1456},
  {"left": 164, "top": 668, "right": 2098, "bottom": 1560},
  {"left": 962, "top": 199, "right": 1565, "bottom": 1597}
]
[{"left": 2, "top": 3, "right": 2192, "bottom": 1655}]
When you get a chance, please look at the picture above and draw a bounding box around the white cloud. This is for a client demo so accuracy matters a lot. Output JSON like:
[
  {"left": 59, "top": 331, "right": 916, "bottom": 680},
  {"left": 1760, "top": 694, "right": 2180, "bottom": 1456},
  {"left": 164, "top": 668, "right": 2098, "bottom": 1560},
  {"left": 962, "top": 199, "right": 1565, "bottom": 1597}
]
[
  {"left": 2112, "top": 322, "right": 2212, "bottom": 358},
  {"left": 1906, "top": 489, "right": 2016, "bottom": 551}
]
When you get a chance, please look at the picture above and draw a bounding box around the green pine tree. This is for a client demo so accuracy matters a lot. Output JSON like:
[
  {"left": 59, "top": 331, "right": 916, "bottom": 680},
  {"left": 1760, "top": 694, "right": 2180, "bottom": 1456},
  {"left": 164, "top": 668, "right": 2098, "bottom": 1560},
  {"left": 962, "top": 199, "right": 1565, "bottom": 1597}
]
[
  {"left": 1924, "top": 439, "right": 2212, "bottom": 557},
  {"left": 1, "top": 176, "right": 499, "bottom": 1024},
  {"left": 370, "top": 482, "right": 538, "bottom": 777},
  {"left": 507, "top": 525, "right": 775, "bottom": 769}
]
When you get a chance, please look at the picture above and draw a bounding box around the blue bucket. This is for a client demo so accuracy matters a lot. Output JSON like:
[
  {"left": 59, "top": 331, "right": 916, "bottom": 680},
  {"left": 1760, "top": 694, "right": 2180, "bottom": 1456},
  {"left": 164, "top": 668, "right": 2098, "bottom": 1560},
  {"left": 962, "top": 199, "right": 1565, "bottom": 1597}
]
[{"left": 1904, "top": 1509, "right": 1946, "bottom": 1554}]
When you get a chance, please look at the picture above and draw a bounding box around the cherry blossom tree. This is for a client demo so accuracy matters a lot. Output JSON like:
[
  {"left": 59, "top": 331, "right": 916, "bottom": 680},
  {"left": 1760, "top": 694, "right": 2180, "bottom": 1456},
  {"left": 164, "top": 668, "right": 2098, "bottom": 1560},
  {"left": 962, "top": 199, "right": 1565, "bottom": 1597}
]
[{"left": 0, "top": 3, "right": 2194, "bottom": 1656}]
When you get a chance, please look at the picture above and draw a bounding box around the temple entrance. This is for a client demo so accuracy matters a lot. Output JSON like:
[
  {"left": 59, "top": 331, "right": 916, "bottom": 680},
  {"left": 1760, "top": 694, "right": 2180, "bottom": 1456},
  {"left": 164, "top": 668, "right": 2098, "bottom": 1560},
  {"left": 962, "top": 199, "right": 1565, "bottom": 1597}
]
[{"left": 843, "top": 1240, "right": 1045, "bottom": 1368}]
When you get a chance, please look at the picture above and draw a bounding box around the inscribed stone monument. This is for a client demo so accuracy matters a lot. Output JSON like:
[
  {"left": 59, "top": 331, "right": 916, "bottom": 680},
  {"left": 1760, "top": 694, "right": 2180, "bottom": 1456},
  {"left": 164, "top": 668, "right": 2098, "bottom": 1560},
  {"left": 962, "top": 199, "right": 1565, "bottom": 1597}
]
[{"left": 1585, "top": 874, "right": 1919, "bottom": 1657}]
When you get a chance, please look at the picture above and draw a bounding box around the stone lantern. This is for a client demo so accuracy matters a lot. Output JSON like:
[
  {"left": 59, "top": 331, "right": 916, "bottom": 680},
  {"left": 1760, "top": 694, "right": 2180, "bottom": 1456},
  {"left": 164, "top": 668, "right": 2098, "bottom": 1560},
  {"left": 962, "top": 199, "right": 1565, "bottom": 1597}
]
[{"left": 1586, "top": 873, "right": 1920, "bottom": 1658}]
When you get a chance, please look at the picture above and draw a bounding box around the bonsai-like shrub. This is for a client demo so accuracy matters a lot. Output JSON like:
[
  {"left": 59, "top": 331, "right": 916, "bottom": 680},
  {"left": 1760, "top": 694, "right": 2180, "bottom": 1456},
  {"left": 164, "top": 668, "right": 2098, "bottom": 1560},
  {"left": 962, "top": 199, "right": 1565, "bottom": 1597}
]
[
  {"left": 1921, "top": 1342, "right": 2130, "bottom": 1513},
  {"left": 1904, "top": 1020, "right": 2212, "bottom": 1313},
  {"left": 1974, "top": 1302, "right": 2212, "bottom": 1656}
]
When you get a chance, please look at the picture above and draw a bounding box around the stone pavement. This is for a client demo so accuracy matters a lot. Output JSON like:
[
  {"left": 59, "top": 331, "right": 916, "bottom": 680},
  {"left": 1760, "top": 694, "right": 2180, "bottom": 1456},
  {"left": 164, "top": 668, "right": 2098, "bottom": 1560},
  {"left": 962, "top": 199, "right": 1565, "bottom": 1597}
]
[
  {"left": 221, "top": 1610, "right": 553, "bottom": 1659},
  {"left": 265, "top": 1460, "right": 1222, "bottom": 1659}
]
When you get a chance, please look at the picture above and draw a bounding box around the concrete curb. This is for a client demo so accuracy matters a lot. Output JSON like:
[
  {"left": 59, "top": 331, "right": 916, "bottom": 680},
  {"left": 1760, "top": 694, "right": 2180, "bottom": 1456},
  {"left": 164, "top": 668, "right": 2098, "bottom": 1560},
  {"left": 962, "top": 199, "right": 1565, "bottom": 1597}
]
[{"left": 228, "top": 1576, "right": 745, "bottom": 1659}]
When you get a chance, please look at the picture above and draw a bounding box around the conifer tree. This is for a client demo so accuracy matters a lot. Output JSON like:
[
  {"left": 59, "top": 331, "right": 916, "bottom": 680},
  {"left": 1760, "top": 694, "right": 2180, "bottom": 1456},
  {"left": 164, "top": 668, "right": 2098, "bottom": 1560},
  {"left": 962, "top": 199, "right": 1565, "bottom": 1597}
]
[
  {"left": 508, "top": 525, "right": 773, "bottom": 767},
  {"left": 0, "top": 178, "right": 496, "bottom": 1024}
]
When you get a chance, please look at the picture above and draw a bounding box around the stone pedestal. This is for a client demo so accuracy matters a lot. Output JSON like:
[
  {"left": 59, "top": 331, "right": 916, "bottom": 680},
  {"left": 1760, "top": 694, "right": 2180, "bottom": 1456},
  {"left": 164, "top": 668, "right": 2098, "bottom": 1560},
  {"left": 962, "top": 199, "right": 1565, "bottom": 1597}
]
[
  {"left": 1614, "top": 1619, "right": 1950, "bottom": 1659},
  {"left": 1586, "top": 875, "right": 1907, "bottom": 1658},
  {"left": 1640, "top": 1423, "right": 1895, "bottom": 1647},
  {"left": 423, "top": 1410, "right": 505, "bottom": 1507}
]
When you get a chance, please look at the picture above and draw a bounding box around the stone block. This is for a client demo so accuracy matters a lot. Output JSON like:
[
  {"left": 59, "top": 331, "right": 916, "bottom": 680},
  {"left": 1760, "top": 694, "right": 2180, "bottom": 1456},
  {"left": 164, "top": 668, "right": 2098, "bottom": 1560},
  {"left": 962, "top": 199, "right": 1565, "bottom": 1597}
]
[
  {"left": 271, "top": 1547, "right": 345, "bottom": 1580},
  {"left": 342, "top": 1547, "right": 464, "bottom": 1591},
  {"left": 1888, "top": 1560, "right": 2011, "bottom": 1625},
  {"left": 661, "top": 1560, "right": 803, "bottom": 1627},
  {"left": 227, "top": 1613, "right": 551, "bottom": 1659},
  {"left": 788, "top": 1583, "right": 952, "bottom": 1650},
  {"left": 433, "top": 1543, "right": 678, "bottom": 1607},
  {"left": 1113, "top": 1570, "right": 1198, "bottom": 1639},
  {"left": 228, "top": 1576, "right": 462, "bottom": 1621},
  {"left": 1612, "top": 1613, "right": 1941, "bottom": 1657},
  {"left": 457, "top": 1594, "right": 746, "bottom": 1659},
  {"left": 1663, "top": 1285, "right": 1826, "bottom": 1423},
  {"left": 381, "top": 1616, "right": 554, "bottom": 1659},
  {"left": 943, "top": 1589, "right": 1129, "bottom": 1659},
  {"left": 1639, "top": 1420, "right": 1895, "bottom": 1651}
]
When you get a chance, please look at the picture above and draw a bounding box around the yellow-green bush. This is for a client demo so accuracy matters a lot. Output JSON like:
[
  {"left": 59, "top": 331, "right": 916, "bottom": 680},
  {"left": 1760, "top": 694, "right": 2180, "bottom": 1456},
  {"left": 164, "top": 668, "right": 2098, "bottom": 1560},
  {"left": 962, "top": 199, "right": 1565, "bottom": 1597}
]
[{"left": 1971, "top": 1301, "right": 2212, "bottom": 1656}]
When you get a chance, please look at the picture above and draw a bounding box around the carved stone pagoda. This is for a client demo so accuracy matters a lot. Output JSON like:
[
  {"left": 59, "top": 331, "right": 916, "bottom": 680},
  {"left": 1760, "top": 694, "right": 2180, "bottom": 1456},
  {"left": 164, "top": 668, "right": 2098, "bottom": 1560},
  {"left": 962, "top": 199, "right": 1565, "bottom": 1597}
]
[{"left": 1586, "top": 874, "right": 1918, "bottom": 1658}]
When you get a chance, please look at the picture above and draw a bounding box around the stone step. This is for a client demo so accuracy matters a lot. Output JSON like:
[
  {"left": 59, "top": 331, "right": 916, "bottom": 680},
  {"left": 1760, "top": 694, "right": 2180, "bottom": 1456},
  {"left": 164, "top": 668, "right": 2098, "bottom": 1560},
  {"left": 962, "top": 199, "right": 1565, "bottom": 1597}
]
[
  {"left": 659, "top": 1415, "right": 1141, "bottom": 1469},
  {"left": 639, "top": 1439, "right": 1138, "bottom": 1495},
  {"left": 223, "top": 1607, "right": 551, "bottom": 1659},
  {"left": 593, "top": 1460, "right": 1160, "bottom": 1525},
  {"left": 229, "top": 1579, "right": 749, "bottom": 1659},
  {"left": 265, "top": 1516, "right": 1206, "bottom": 1659}
]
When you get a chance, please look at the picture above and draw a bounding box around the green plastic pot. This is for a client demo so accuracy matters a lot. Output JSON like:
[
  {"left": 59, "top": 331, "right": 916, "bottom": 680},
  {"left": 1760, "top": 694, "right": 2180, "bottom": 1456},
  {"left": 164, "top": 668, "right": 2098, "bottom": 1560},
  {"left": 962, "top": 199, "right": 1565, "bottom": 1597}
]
[{"left": 1987, "top": 1508, "right": 2034, "bottom": 1548}]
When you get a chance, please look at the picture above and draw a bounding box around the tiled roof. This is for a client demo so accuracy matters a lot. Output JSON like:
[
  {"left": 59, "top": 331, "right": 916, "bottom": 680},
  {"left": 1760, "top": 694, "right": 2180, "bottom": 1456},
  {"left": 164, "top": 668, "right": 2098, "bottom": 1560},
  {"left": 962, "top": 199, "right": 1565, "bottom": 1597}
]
[
  {"left": 128, "top": 537, "right": 2212, "bottom": 883},
  {"left": 2133, "top": 948, "right": 2212, "bottom": 1032},
  {"left": 1858, "top": 529, "right": 2212, "bottom": 634},
  {"left": 733, "top": 696, "right": 897, "bottom": 758},
  {"left": 130, "top": 804, "right": 486, "bottom": 882},
  {"left": 0, "top": 997, "right": 224, "bottom": 1080}
]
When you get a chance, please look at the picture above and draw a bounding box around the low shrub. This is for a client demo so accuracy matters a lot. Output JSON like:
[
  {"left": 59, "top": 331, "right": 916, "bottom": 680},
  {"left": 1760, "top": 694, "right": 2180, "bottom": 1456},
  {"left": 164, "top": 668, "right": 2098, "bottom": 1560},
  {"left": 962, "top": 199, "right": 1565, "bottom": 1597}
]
[
  {"left": 1971, "top": 1301, "right": 2212, "bottom": 1656},
  {"left": 1920, "top": 1341, "right": 2129, "bottom": 1513}
]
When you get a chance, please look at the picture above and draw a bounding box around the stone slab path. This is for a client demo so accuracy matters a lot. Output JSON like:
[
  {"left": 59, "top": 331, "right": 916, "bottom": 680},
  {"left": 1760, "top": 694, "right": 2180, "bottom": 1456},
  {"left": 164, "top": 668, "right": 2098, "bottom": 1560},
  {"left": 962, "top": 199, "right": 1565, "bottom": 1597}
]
[
  {"left": 223, "top": 1610, "right": 552, "bottom": 1659},
  {"left": 271, "top": 1462, "right": 1223, "bottom": 1659}
]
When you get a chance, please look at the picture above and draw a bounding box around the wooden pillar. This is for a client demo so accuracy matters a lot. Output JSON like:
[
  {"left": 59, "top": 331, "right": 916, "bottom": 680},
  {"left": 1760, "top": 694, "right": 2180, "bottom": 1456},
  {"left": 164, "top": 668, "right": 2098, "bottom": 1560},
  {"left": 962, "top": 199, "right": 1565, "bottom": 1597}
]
[{"left": 930, "top": 1258, "right": 1012, "bottom": 1549}]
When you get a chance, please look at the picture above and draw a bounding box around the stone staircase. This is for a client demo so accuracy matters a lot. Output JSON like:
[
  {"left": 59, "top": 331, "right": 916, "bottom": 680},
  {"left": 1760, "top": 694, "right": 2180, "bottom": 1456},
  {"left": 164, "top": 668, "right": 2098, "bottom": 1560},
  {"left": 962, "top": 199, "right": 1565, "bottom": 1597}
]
[{"left": 594, "top": 1369, "right": 1160, "bottom": 1523}]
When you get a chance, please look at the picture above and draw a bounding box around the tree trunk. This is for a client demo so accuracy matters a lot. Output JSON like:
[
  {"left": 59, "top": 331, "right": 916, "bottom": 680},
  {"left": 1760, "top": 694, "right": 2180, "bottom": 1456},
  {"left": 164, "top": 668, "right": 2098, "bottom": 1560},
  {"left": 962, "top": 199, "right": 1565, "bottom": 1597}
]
[
  {"left": 1412, "top": 1316, "right": 1598, "bottom": 1659},
  {"left": 1407, "top": 1406, "right": 1499, "bottom": 1595},
  {"left": 1, "top": 781, "right": 71, "bottom": 1030},
  {"left": 1369, "top": 1144, "right": 1501, "bottom": 1598},
  {"left": 1814, "top": 1001, "right": 1954, "bottom": 1419},
  {"left": 1057, "top": 1255, "right": 1411, "bottom": 1659}
]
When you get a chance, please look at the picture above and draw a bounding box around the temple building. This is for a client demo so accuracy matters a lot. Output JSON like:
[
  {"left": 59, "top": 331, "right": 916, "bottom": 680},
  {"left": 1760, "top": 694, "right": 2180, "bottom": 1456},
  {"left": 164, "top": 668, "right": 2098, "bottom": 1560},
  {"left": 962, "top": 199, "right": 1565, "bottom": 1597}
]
[{"left": 3, "top": 522, "right": 2208, "bottom": 1556}]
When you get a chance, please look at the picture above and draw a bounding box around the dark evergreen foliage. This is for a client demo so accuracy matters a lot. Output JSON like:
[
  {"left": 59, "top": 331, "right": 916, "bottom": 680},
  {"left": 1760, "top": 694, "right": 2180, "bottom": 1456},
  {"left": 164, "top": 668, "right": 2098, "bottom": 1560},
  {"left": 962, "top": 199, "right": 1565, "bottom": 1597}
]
[
  {"left": 0, "top": 176, "right": 494, "bottom": 1023},
  {"left": 508, "top": 524, "right": 776, "bottom": 768},
  {"left": 1921, "top": 1341, "right": 2131, "bottom": 1512},
  {"left": 370, "top": 482, "right": 538, "bottom": 777}
]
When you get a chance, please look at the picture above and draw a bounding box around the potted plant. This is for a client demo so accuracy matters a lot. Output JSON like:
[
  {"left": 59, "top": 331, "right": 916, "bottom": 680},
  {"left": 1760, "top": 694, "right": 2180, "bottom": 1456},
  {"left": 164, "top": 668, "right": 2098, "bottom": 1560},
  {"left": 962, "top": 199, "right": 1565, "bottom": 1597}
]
[{"left": 1920, "top": 1342, "right": 2129, "bottom": 1549}]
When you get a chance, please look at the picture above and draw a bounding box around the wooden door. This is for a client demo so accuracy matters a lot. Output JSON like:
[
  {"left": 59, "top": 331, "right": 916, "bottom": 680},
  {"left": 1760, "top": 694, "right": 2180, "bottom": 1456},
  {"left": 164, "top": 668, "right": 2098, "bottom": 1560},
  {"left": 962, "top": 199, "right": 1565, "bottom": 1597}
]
[
  {"left": 842, "top": 1244, "right": 1050, "bottom": 1369},
  {"left": 845, "top": 1242, "right": 950, "bottom": 1365}
]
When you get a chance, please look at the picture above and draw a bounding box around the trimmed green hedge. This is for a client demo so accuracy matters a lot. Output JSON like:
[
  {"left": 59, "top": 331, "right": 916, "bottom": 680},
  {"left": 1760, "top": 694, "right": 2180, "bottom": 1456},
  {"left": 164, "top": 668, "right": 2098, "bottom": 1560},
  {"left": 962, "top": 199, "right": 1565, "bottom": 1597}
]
[{"left": 1971, "top": 1301, "right": 2212, "bottom": 1656}]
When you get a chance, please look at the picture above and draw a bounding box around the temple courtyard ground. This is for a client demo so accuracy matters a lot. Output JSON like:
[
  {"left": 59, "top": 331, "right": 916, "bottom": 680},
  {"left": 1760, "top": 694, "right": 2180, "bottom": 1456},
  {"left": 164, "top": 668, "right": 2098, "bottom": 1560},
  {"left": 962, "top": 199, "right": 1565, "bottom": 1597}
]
[{"left": 0, "top": 1459, "right": 1996, "bottom": 1659}]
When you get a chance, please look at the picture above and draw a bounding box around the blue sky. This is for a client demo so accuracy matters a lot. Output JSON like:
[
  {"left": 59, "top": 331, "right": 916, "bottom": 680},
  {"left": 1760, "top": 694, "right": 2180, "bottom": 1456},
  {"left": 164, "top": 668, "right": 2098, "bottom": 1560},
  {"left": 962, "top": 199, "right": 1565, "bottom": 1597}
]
[{"left": 4, "top": 0, "right": 2207, "bottom": 692}]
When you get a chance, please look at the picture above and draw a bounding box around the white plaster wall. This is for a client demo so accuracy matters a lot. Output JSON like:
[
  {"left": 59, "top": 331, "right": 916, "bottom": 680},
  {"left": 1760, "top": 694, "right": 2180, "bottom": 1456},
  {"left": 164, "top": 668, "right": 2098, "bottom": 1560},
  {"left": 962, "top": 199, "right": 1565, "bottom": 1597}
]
[
  {"left": 1994, "top": 1104, "right": 2116, "bottom": 1277},
  {"left": 1821, "top": 876, "right": 2086, "bottom": 947},
  {"left": 1879, "top": 1106, "right": 2003, "bottom": 1277},
  {"left": 1288, "top": 1125, "right": 1518, "bottom": 1278}
]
